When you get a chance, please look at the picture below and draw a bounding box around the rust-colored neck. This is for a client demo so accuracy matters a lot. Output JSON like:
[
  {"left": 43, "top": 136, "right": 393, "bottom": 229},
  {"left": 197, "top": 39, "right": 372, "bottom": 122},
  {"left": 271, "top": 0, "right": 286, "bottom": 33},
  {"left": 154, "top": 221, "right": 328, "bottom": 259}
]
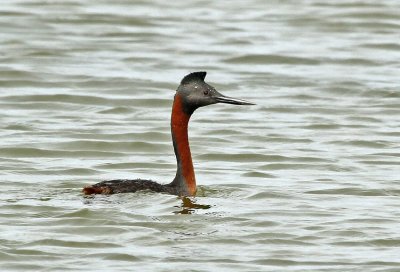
[{"left": 169, "top": 94, "right": 196, "bottom": 196}]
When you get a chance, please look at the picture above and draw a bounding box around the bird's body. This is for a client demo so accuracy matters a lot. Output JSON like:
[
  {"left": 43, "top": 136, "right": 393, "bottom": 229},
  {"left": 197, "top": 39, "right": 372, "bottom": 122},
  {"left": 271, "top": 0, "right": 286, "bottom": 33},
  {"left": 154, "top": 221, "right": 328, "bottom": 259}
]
[
  {"left": 83, "top": 71, "right": 253, "bottom": 197},
  {"left": 82, "top": 179, "right": 178, "bottom": 195}
]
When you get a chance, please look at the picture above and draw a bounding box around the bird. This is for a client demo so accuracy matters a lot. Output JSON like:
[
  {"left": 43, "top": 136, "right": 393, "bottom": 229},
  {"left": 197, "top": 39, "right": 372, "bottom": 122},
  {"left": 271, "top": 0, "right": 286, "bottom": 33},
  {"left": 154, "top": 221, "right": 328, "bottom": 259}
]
[{"left": 83, "top": 71, "right": 254, "bottom": 197}]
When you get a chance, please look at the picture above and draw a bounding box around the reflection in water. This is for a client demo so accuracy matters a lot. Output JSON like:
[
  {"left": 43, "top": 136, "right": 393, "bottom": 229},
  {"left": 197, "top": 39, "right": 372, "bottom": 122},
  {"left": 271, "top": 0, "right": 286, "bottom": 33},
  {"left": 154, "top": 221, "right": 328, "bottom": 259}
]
[{"left": 174, "top": 197, "right": 211, "bottom": 214}]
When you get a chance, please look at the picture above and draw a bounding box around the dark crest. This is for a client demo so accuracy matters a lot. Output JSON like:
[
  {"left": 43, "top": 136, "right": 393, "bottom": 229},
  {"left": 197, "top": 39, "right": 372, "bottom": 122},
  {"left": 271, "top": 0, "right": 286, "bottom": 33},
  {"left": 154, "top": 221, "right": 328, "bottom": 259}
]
[{"left": 180, "top": 71, "right": 207, "bottom": 85}]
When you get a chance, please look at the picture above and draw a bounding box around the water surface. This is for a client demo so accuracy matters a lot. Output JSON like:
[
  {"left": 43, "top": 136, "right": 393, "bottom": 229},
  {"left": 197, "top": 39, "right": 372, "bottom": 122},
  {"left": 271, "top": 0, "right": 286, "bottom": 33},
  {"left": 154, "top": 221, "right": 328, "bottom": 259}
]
[{"left": 1, "top": 0, "right": 399, "bottom": 271}]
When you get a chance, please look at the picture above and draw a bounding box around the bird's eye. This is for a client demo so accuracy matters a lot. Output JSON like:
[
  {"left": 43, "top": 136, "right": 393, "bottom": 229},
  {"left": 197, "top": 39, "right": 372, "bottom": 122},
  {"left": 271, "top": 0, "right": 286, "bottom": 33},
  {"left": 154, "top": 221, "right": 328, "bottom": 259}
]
[{"left": 203, "top": 90, "right": 209, "bottom": 95}]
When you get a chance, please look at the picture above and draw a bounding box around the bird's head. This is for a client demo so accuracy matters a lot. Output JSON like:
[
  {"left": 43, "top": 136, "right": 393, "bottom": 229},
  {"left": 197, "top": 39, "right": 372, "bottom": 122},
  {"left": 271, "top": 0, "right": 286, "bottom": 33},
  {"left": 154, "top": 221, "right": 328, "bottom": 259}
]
[{"left": 176, "top": 71, "right": 254, "bottom": 114}]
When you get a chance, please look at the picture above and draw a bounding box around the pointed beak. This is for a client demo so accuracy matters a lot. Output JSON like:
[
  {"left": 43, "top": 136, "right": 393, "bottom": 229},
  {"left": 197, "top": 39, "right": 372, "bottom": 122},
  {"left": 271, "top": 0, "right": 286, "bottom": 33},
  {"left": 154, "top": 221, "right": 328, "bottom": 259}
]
[{"left": 215, "top": 95, "right": 255, "bottom": 105}]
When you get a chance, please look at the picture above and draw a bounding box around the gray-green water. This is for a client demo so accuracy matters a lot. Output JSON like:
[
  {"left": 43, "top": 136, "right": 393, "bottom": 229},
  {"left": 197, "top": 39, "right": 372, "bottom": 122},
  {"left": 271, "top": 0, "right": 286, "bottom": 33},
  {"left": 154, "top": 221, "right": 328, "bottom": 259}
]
[{"left": 1, "top": 0, "right": 400, "bottom": 271}]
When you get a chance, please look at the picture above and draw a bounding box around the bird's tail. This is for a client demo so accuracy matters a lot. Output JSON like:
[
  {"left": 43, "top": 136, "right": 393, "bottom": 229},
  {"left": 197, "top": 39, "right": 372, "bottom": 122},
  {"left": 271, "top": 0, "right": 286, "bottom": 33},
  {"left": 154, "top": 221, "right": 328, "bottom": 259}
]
[{"left": 82, "top": 185, "right": 111, "bottom": 195}]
